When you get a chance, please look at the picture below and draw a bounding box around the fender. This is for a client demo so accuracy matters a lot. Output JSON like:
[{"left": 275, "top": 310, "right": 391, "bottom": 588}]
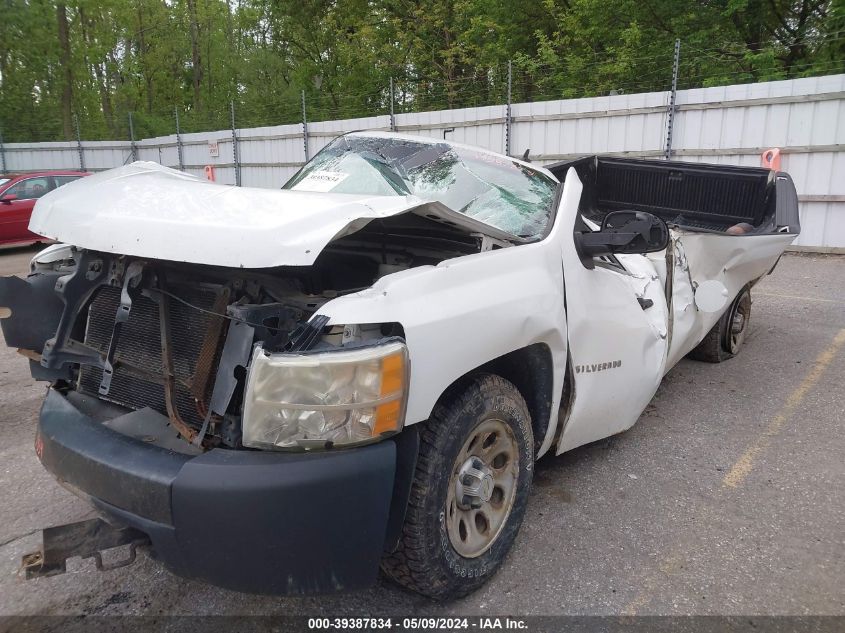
[{"left": 318, "top": 230, "right": 570, "bottom": 456}]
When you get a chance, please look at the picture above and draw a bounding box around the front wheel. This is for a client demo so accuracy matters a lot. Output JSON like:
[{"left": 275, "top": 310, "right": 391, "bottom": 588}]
[{"left": 381, "top": 374, "right": 534, "bottom": 600}]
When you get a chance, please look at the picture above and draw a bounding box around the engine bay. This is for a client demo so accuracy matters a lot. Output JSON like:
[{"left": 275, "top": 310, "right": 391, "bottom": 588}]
[{"left": 4, "top": 211, "right": 499, "bottom": 451}]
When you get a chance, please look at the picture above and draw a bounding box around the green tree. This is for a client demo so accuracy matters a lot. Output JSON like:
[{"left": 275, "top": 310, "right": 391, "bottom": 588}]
[{"left": 0, "top": 0, "right": 840, "bottom": 142}]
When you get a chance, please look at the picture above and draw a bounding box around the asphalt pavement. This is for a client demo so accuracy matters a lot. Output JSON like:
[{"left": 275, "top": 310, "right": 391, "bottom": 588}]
[{"left": 0, "top": 245, "right": 842, "bottom": 617}]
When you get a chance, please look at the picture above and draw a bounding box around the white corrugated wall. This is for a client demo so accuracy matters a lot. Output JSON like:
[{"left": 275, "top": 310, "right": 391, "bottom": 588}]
[{"left": 2, "top": 74, "right": 842, "bottom": 248}]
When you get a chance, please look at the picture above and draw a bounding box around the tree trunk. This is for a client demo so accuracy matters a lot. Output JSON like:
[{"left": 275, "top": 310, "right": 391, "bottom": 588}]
[
  {"left": 56, "top": 4, "right": 74, "bottom": 140},
  {"left": 136, "top": 6, "right": 153, "bottom": 114},
  {"left": 80, "top": 7, "right": 115, "bottom": 136},
  {"left": 187, "top": 0, "right": 203, "bottom": 111}
]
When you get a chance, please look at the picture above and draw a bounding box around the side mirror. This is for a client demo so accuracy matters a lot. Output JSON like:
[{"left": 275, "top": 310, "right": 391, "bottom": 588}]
[
  {"left": 0, "top": 194, "right": 17, "bottom": 204},
  {"left": 575, "top": 210, "right": 669, "bottom": 268}
]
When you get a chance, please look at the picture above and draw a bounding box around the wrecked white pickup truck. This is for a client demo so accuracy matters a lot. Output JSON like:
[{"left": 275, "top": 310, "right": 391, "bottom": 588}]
[{"left": 0, "top": 132, "right": 799, "bottom": 599}]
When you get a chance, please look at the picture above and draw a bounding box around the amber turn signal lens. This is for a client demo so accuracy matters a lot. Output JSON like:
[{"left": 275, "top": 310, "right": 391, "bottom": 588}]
[{"left": 374, "top": 352, "right": 407, "bottom": 435}]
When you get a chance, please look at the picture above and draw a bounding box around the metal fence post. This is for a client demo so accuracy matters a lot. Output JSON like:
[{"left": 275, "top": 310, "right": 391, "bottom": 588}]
[
  {"left": 174, "top": 107, "right": 184, "bottom": 170},
  {"left": 230, "top": 100, "right": 241, "bottom": 186},
  {"left": 128, "top": 112, "right": 137, "bottom": 162},
  {"left": 505, "top": 60, "right": 512, "bottom": 156},
  {"left": 301, "top": 90, "right": 309, "bottom": 162},
  {"left": 73, "top": 114, "right": 86, "bottom": 171},
  {"left": 664, "top": 39, "right": 681, "bottom": 160},
  {"left": 389, "top": 77, "right": 397, "bottom": 132},
  {"left": 0, "top": 127, "right": 6, "bottom": 173}
]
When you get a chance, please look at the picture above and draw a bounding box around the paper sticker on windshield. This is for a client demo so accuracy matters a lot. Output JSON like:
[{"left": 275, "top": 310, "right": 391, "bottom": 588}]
[{"left": 291, "top": 171, "right": 349, "bottom": 192}]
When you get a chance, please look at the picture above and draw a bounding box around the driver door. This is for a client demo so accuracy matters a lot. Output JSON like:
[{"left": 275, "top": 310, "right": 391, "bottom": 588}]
[{"left": 553, "top": 167, "right": 669, "bottom": 453}]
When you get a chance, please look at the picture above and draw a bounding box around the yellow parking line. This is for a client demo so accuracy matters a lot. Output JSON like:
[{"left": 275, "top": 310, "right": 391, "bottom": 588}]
[
  {"left": 723, "top": 328, "right": 845, "bottom": 489},
  {"left": 624, "top": 328, "right": 845, "bottom": 615},
  {"left": 622, "top": 553, "right": 683, "bottom": 616}
]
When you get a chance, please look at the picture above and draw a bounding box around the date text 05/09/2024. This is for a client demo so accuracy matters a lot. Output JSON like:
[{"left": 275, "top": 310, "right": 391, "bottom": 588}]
[{"left": 307, "top": 617, "right": 528, "bottom": 630}]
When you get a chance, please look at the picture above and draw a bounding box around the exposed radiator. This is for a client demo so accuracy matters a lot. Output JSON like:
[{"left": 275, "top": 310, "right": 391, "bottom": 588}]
[{"left": 79, "top": 284, "right": 225, "bottom": 431}]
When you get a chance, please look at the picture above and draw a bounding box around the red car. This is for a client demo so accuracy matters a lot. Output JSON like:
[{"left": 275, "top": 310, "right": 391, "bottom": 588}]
[{"left": 0, "top": 171, "right": 90, "bottom": 246}]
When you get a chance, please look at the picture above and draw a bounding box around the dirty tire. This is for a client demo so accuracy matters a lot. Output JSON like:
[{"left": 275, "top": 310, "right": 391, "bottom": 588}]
[
  {"left": 380, "top": 373, "right": 533, "bottom": 600},
  {"left": 688, "top": 286, "right": 752, "bottom": 363}
]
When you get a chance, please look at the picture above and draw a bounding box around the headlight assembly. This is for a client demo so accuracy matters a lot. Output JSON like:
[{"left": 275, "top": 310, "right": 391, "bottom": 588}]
[{"left": 242, "top": 340, "right": 409, "bottom": 450}]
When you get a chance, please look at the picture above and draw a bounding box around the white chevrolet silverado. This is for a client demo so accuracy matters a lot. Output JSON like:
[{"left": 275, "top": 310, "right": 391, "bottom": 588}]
[{"left": 0, "top": 132, "right": 799, "bottom": 599}]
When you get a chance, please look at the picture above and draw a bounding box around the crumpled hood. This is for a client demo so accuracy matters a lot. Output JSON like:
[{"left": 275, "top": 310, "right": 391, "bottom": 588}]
[{"left": 29, "top": 161, "right": 435, "bottom": 268}]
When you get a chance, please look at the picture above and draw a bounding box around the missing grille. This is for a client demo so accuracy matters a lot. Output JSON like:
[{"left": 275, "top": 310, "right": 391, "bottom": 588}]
[{"left": 79, "top": 284, "right": 225, "bottom": 432}]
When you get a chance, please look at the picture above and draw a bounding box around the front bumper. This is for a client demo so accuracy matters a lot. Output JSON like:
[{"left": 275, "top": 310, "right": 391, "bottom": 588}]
[{"left": 36, "top": 388, "right": 398, "bottom": 594}]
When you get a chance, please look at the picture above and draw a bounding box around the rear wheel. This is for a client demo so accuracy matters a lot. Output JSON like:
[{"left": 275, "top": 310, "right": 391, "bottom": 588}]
[
  {"left": 688, "top": 286, "right": 752, "bottom": 363},
  {"left": 381, "top": 374, "right": 533, "bottom": 600}
]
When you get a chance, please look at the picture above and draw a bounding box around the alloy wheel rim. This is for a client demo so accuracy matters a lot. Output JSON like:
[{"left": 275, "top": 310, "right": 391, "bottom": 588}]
[
  {"left": 445, "top": 418, "right": 519, "bottom": 558},
  {"left": 727, "top": 293, "right": 750, "bottom": 354}
]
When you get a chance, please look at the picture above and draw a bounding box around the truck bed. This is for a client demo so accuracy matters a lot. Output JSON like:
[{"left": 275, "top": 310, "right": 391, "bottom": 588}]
[{"left": 548, "top": 156, "right": 800, "bottom": 235}]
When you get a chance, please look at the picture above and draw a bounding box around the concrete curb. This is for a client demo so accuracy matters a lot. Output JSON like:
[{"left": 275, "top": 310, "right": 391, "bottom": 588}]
[{"left": 786, "top": 245, "right": 845, "bottom": 255}]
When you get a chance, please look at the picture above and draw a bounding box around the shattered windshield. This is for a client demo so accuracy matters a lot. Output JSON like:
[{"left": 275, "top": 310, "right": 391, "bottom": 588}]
[{"left": 283, "top": 135, "right": 557, "bottom": 240}]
